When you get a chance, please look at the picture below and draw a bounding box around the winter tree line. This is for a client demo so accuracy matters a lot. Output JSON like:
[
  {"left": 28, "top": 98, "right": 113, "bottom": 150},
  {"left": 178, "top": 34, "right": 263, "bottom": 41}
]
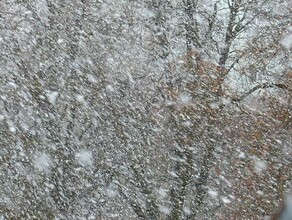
[{"left": 0, "top": 0, "right": 291, "bottom": 219}]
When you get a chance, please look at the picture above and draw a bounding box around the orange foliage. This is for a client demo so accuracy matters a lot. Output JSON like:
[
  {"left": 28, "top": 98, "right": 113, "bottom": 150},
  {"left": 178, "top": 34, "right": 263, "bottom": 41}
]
[{"left": 180, "top": 48, "right": 227, "bottom": 96}]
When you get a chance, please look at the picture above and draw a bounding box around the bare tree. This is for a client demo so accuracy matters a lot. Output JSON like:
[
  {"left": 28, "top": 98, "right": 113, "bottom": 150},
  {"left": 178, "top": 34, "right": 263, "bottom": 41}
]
[{"left": 0, "top": 0, "right": 291, "bottom": 219}]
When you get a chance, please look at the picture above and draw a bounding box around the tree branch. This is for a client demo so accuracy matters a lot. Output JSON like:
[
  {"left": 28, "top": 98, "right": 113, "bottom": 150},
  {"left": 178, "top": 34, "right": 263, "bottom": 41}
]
[
  {"left": 232, "top": 83, "right": 292, "bottom": 102},
  {"left": 116, "top": 182, "right": 147, "bottom": 220}
]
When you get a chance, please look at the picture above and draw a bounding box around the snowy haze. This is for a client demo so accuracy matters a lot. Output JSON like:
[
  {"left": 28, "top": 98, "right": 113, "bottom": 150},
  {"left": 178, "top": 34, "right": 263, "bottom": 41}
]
[{"left": 0, "top": 0, "right": 291, "bottom": 219}]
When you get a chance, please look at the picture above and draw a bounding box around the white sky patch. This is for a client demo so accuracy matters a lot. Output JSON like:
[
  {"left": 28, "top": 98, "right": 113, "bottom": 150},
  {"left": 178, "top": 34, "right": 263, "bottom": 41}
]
[
  {"left": 183, "top": 206, "right": 191, "bottom": 215},
  {"left": 7, "top": 120, "right": 16, "bottom": 133},
  {"left": 46, "top": 91, "right": 59, "bottom": 106},
  {"left": 19, "top": 121, "right": 29, "bottom": 131},
  {"left": 225, "top": 70, "right": 253, "bottom": 95},
  {"left": 179, "top": 93, "right": 191, "bottom": 104},
  {"left": 57, "top": 38, "right": 64, "bottom": 44},
  {"left": 137, "top": 8, "right": 155, "bottom": 18},
  {"left": 35, "top": 0, "right": 49, "bottom": 14},
  {"left": 158, "top": 206, "right": 171, "bottom": 215},
  {"left": 75, "top": 150, "right": 93, "bottom": 166},
  {"left": 254, "top": 159, "right": 267, "bottom": 173},
  {"left": 285, "top": 195, "right": 292, "bottom": 217},
  {"left": 228, "top": 194, "right": 235, "bottom": 200},
  {"left": 76, "top": 94, "right": 86, "bottom": 104},
  {"left": 106, "top": 188, "right": 118, "bottom": 198},
  {"left": 257, "top": 190, "right": 264, "bottom": 196},
  {"left": 6, "top": 81, "right": 18, "bottom": 90},
  {"left": 87, "top": 74, "right": 97, "bottom": 83},
  {"left": 35, "top": 0, "right": 49, "bottom": 24},
  {"left": 156, "top": 188, "right": 168, "bottom": 198},
  {"left": 0, "top": 115, "right": 4, "bottom": 121},
  {"left": 209, "top": 101, "right": 220, "bottom": 109},
  {"left": 238, "top": 151, "right": 246, "bottom": 159},
  {"left": 105, "top": 85, "right": 114, "bottom": 93},
  {"left": 221, "top": 196, "right": 231, "bottom": 204},
  {"left": 208, "top": 189, "right": 218, "bottom": 197},
  {"left": 280, "top": 33, "right": 292, "bottom": 50},
  {"left": 9, "top": 126, "right": 16, "bottom": 133},
  {"left": 221, "top": 97, "right": 231, "bottom": 106},
  {"left": 182, "top": 120, "right": 192, "bottom": 127},
  {"left": 34, "top": 153, "right": 53, "bottom": 173},
  {"left": 126, "top": 72, "right": 135, "bottom": 84}
]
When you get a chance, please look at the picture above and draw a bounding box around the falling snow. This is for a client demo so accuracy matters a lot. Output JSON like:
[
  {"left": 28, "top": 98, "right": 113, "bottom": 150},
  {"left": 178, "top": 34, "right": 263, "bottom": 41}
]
[
  {"left": 34, "top": 153, "right": 53, "bottom": 173},
  {"left": 254, "top": 159, "right": 267, "bottom": 173},
  {"left": 75, "top": 150, "right": 93, "bottom": 167},
  {"left": 46, "top": 91, "right": 59, "bottom": 106},
  {"left": 0, "top": 0, "right": 291, "bottom": 219},
  {"left": 280, "top": 27, "right": 292, "bottom": 50}
]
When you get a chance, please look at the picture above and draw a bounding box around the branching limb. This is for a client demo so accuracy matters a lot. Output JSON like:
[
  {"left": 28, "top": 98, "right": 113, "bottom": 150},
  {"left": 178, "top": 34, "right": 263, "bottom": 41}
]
[{"left": 231, "top": 83, "right": 292, "bottom": 102}]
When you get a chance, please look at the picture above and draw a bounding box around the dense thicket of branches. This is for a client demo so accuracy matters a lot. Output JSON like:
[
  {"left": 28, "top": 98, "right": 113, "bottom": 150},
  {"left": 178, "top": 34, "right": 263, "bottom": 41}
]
[{"left": 0, "top": 0, "right": 291, "bottom": 219}]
